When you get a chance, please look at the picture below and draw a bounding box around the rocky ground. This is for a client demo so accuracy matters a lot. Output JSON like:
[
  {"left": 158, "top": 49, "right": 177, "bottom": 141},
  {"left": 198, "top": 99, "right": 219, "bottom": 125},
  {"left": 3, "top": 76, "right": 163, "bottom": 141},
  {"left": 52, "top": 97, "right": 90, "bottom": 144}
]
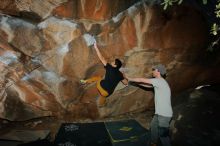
[{"left": 0, "top": 108, "right": 153, "bottom": 142}]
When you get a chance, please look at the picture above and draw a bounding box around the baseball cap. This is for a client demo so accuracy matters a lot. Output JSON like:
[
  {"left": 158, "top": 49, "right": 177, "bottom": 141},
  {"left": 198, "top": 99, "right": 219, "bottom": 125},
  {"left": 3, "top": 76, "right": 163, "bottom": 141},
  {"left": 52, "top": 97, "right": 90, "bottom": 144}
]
[{"left": 152, "top": 64, "right": 167, "bottom": 75}]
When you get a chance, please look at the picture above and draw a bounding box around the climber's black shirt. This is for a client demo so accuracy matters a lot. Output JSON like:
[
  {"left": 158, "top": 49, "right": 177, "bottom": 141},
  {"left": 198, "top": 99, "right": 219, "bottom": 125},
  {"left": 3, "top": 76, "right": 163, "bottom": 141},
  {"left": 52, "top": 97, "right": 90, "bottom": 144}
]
[{"left": 100, "top": 63, "right": 124, "bottom": 96}]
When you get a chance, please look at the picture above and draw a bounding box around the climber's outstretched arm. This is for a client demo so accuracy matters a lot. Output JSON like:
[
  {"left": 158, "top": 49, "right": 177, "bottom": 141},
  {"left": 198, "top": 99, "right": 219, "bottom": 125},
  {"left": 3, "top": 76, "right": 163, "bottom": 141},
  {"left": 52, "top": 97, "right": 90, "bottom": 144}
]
[{"left": 94, "top": 42, "right": 107, "bottom": 66}]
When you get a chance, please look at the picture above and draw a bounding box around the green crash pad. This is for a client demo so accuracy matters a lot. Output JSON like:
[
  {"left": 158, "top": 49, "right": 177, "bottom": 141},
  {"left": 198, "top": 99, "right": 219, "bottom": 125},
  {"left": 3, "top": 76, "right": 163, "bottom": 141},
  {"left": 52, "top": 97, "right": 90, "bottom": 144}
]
[
  {"left": 54, "top": 119, "right": 149, "bottom": 146},
  {"left": 105, "top": 119, "right": 149, "bottom": 146}
]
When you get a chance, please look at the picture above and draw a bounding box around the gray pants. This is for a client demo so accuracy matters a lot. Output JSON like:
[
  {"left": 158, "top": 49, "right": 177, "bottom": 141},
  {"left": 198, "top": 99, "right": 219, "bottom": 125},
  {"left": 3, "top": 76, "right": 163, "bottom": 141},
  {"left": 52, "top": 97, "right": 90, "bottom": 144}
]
[{"left": 150, "top": 114, "right": 172, "bottom": 146}]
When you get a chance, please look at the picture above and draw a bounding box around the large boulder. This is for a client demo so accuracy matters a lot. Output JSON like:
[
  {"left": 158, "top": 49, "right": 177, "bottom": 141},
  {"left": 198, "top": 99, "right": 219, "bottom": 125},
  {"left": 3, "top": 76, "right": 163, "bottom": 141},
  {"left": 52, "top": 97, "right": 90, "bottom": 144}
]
[
  {"left": 171, "top": 85, "right": 220, "bottom": 146},
  {"left": 0, "top": 0, "right": 219, "bottom": 120}
]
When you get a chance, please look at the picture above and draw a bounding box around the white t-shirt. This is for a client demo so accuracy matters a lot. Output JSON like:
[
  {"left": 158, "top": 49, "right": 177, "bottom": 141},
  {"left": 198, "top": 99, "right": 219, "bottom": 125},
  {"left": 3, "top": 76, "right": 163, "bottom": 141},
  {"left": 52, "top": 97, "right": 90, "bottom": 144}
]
[{"left": 149, "top": 78, "right": 173, "bottom": 117}]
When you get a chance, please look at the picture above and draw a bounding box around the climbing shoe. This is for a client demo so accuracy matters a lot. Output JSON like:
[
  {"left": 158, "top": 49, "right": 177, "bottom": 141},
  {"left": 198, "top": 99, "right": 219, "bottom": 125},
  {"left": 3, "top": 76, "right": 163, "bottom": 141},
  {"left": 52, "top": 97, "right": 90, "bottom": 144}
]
[{"left": 80, "top": 79, "right": 87, "bottom": 84}]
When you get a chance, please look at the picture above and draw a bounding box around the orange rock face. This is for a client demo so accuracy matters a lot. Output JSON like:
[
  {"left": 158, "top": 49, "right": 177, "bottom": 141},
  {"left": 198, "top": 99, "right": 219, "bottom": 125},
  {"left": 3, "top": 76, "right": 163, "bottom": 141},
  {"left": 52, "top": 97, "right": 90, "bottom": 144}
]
[
  {"left": 53, "top": 0, "right": 140, "bottom": 21},
  {"left": 0, "top": 0, "right": 219, "bottom": 121}
]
